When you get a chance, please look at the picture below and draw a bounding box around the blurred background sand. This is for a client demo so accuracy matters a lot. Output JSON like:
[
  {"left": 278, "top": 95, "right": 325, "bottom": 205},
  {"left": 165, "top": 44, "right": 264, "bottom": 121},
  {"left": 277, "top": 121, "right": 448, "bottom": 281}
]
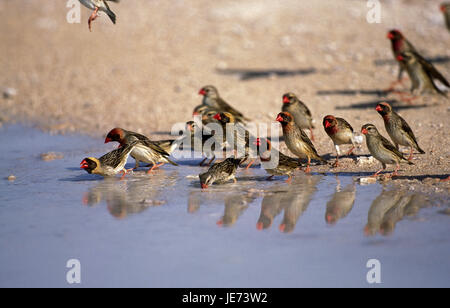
[{"left": 0, "top": 0, "right": 448, "bottom": 178}]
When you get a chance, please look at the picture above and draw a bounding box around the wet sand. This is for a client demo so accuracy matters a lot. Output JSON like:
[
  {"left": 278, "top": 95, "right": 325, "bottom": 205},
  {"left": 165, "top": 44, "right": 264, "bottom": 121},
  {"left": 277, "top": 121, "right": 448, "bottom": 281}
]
[{"left": 0, "top": 125, "right": 449, "bottom": 287}]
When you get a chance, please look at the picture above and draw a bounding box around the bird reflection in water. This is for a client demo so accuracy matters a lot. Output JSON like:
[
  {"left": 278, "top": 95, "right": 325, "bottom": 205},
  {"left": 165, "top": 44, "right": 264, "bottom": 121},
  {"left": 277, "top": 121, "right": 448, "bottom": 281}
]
[
  {"left": 325, "top": 178, "right": 356, "bottom": 225},
  {"left": 187, "top": 189, "right": 258, "bottom": 227},
  {"left": 257, "top": 175, "right": 322, "bottom": 233},
  {"left": 365, "top": 189, "right": 429, "bottom": 236},
  {"left": 82, "top": 171, "right": 178, "bottom": 219}
]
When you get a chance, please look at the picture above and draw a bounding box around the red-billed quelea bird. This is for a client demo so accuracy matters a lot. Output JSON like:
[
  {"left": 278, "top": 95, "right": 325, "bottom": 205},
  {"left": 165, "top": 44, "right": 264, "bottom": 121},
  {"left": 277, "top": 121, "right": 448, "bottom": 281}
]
[
  {"left": 361, "top": 124, "right": 413, "bottom": 178},
  {"left": 387, "top": 29, "right": 418, "bottom": 83},
  {"left": 281, "top": 92, "right": 315, "bottom": 141},
  {"left": 198, "top": 85, "right": 250, "bottom": 123},
  {"left": 80, "top": 140, "right": 139, "bottom": 179},
  {"left": 277, "top": 112, "right": 327, "bottom": 173},
  {"left": 185, "top": 121, "right": 217, "bottom": 166},
  {"left": 105, "top": 128, "right": 178, "bottom": 173},
  {"left": 213, "top": 112, "right": 257, "bottom": 169},
  {"left": 397, "top": 51, "right": 449, "bottom": 96},
  {"left": 199, "top": 157, "right": 244, "bottom": 189},
  {"left": 78, "top": 0, "right": 119, "bottom": 32},
  {"left": 375, "top": 102, "right": 425, "bottom": 161},
  {"left": 323, "top": 115, "right": 356, "bottom": 167},
  {"left": 254, "top": 138, "right": 303, "bottom": 182}
]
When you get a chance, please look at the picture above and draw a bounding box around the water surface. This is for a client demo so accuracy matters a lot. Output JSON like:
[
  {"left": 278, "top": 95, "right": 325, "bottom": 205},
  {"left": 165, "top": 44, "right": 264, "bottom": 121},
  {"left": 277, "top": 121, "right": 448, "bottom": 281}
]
[{"left": 0, "top": 125, "right": 448, "bottom": 287}]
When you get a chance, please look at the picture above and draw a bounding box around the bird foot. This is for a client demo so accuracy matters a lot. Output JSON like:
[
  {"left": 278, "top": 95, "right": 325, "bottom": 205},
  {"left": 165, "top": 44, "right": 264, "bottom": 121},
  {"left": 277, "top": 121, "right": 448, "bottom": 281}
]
[
  {"left": 88, "top": 9, "right": 99, "bottom": 32},
  {"left": 332, "top": 161, "right": 339, "bottom": 168}
]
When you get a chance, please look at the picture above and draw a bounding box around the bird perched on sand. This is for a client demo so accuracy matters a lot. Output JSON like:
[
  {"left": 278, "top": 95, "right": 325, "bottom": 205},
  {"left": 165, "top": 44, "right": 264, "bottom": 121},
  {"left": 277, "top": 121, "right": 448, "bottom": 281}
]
[
  {"left": 441, "top": 3, "right": 450, "bottom": 31},
  {"left": 375, "top": 102, "right": 425, "bottom": 161},
  {"left": 281, "top": 92, "right": 315, "bottom": 141},
  {"left": 192, "top": 104, "right": 221, "bottom": 126},
  {"left": 323, "top": 115, "right": 356, "bottom": 167},
  {"left": 213, "top": 112, "right": 257, "bottom": 168},
  {"left": 198, "top": 85, "right": 250, "bottom": 123},
  {"left": 387, "top": 29, "right": 418, "bottom": 83},
  {"left": 78, "top": 0, "right": 119, "bottom": 32},
  {"left": 361, "top": 124, "right": 413, "bottom": 178},
  {"left": 80, "top": 140, "right": 138, "bottom": 179},
  {"left": 185, "top": 121, "right": 216, "bottom": 166},
  {"left": 105, "top": 128, "right": 178, "bottom": 173},
  {"left": 199, "top": 157, "right": 244, "bottom": 189},
  {"left": 277, "top": 112, "right": 327, "bottom": 173},
  {"left": 397, "top": 51, "right": 449, "bottom": 96},
  {"left": 254, "top": 138, "right": 302, "bottom": 182}
]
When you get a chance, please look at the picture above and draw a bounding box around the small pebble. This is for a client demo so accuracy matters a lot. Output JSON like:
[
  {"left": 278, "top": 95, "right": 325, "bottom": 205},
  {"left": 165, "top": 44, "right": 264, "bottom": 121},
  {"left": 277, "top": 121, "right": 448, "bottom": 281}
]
[
  {"left": 358, "top": 177, "right": 377, "bottom": 185},
  {"left": 3, "top": 87, "right": 17, "bottom": 99},
  {"left": 40, "top": 152, "right": 64, "bottom": 161},
  {"left": 7, "top": 175, "right": 16, "bottom": 181}
]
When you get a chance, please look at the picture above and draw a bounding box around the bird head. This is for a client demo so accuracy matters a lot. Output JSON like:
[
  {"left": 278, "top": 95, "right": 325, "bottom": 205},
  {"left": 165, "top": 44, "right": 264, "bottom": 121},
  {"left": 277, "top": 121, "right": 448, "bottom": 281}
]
[
  {"left": 105, "top": 128, "right": 125, "bottom": 144},
  {"left": 441, "top": 4, "right": 448, "bottom": 12},
  {"left": 375, "top": 102, "right": 392, "bottom": 116},
  {"left": 80, "top": 157, "right": 98, "bottom": 174},
  {"left": 387, "top": 29, "right": 403, "bottom": 41},
  {"left": 361, "top": 124, "right": 378, "bottom": 136},
  {"left": 323, "top": 115, "right": 337, "bottom": 129},
  {"left": 282, "top": 92, "right": 297, "bottom": 104},
  {"left": 276, "top": 112, "right": 293, "bottom": 126},
  {"left": 198, "top": 85, "right": 218, "bottom": 98}
]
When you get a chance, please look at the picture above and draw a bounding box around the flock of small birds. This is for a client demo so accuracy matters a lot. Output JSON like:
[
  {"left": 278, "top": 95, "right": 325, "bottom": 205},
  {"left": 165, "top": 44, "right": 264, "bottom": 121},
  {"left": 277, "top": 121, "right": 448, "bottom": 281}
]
[{"left": 79, "top": 1, "right": 450, "bottom": 188}]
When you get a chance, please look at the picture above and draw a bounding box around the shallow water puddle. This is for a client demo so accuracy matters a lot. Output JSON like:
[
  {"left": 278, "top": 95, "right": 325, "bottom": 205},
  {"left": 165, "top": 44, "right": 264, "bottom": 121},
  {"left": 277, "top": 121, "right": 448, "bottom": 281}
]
[{"left": 0, "top": 125, "right": 448, "bottom": 287}]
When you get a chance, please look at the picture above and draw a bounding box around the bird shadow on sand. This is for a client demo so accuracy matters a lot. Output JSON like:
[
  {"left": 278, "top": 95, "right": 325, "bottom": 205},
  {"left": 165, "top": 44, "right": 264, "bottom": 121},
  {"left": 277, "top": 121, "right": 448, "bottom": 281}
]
[
  {"left": 373, "top": 55, "right": 450, "bottom": 66},
  {"left": 335, "top": 99, "right": 430, "bottom": 110},
  {"left": 317, "top": 89, "right": 395, "bottom": 97},
  {"left": 216, "top": 67, "right": 318, "bottom": 81}
]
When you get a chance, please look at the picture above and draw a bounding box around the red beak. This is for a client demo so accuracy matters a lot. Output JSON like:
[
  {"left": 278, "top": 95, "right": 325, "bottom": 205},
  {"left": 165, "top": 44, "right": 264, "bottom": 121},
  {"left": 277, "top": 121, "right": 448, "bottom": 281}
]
[
  {"left": 325, "top": 121, "right": 331, "bottom": 128},
  {"left": 282, "top": 96, "right": 290, "bottom": 104},
  {"left": 387, "top": 33, "right": 394, "bottom": 40},
  {"left": 201, "top": 183, "right": 208, "bottom": 189},
  {"left": 192, "top": 111, "right": 199, "bottom": 116},
  {"left": 361, "top": 128, "right": 368, "bottom": 135},
  {"left": 199, "top": 89, "right": 206, "bottom": 96},
  {"left": 397, "top": 55, "right": 404, "bottom": 62},
  {"left": 441, "top": 5, "right": 446, "bottom": 12},
  {"left": 256, "top": 222, "right": 263, "bottom": 230},
  {"left": 104, "top": 137, "right": 112, "bottom": 144},
  {"left": 213, "top": 113, "right": 221, "bottom": 121},
  {"left": 276, "top": 115, "right": 283, "bottom": 122},
  {"left": 375, "top": 105, "right": 383, "bottom": 112},
  {"left": 80, "top": 160, "right": 88, "bottom": 169}
]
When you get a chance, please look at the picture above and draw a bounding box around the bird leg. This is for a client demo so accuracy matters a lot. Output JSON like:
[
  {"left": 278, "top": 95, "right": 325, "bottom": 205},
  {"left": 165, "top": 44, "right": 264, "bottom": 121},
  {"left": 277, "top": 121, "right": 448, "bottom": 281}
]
[
  {"left": 88, "top": 7, "right": 99, "bottom": 32},
  {"left": 333, "top": 145, "right": 340, "bottom": 168},
  {"left": 346, "top": 146, "right": 355, "bottom": 156},
  {"left": 408, "top": 147, "right": 414, "bottom": 161},
  {"left": 245, "top": 159, "right": 256, "bottom": 170},
  {"left": 310, "top": 129, "right": 315, "bottom": 142},
  {"left": 285, "top": 175, "right": 292, "bottom": 183},
  {"left": 305, "top": 157, "right": 311, "bottom": 173},
  {"left": 371, "top": 164, "right": 386, "bottom": 177},
  {"left": 233, "top": 178, "right": 237, "bottom": 184},
  {"left": 199, "top": 157, "right": 208, "bottom": 166},
  {"left": 206, "top": 156, "right": 216, "bottom": 166},
  {"left": 120, "top": 169, "right": 131, "bottom": 180},
  {"left": 390, "top": 163, "right": 400, "bottom": 178},
  {"left": 147, "top": 163, "right": 165, "bottom": 174}
]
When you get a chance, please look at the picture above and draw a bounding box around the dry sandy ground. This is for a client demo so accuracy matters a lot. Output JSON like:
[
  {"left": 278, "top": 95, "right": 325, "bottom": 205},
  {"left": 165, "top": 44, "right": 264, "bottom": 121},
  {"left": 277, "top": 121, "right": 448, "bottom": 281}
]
[{"left": 0, "top": 0, "right": 449, "bottom": 190}]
